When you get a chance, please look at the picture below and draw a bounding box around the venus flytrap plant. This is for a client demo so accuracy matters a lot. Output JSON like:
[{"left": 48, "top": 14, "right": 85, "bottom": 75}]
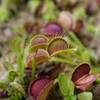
[
  {"left": 0, "top": 56, "right": 26, "bottom": 99},
  {"left": 27, "top": 33, "right": 79, "bottom": 66},
  {"left": 71, "top": 63, "right": 99, "bottom": 91},
  {"left": 71, "top": 63, "right": 99, "bottom": 100},
  {"left": 0, "top": 78, "right": 25, "bottom": 100},
  {"left": 47, "top": 36, "right": 78, "bottom": 65},
  {"left": 69, "top": 32, "right": 100, "bottom": 73}
]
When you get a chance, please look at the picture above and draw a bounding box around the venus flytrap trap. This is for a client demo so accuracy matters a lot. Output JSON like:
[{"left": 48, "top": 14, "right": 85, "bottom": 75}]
[
  {"left": 71, "top": 63, "right": 99, "bottom": 91},
  {"left": 26, "top": 49, "right": 50, "bottom": 68},
  {"left": 57, "top": 11, "right": 75, "bottom": 31},
  {"left": 47, "top": 37, "right": 68, "bottom": 56},
  {"left": 71, "top": 63, "right": 99, "bottom": 100},
  {"left": 40, "top": 22, "right": 64, "bottom": 38},
  {"left": 29, "top": 34, "right": 49, "bottom": 53},
  {"left": 48, "top": 36, "right": 79, "bottom": 65},
  {"left": 28, "top": 77, "right": 53, "bottom": 100}
]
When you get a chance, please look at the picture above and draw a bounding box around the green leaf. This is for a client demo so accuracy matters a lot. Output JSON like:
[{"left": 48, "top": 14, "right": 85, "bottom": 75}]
[
  {"left": 78, "top": 92, "right": 93, "bottom": 100},
  {"left": 32, "top": 53, "right": 36, "bottom": 79},
  {"left": 0, "top": 81, "right": 6, "bottom": 89},
  {"left": 64, "top": 94, "right": 76, "bottom": 100},
  {"left": 58, "top": 73, "right": 74, "bottom": 95},
  {"left": 16, "top": 54, "right": 24, "bottom": 77}
]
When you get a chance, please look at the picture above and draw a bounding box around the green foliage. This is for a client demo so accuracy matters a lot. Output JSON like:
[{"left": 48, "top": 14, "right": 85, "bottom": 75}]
[
  {"left": 64, "top": 94, "right": 76, "bottom": 100},
  {"left": 10, "top": 82, "right": 25, "bottom": 96},
  {"left": 69, "top": 32, "right": 99, "bottom": 73},
  {"left": 0, "top": 7, "right": 11, "bottom": 22},
  {"left": 51, "top": 56, "right": 77, "bottom": 65},
  {"left": 16, "top": 54, "right": 24, "bottom": 77},
  {"left": 32, "top": 53, "right": 36, "bottom": 79},
  {"left": 78, "top": 92, "right": 93, "bottom": 100},
  {"left": 58, "top": 73, "right": 74, "bottom": 95},
  {"left": 0, "top": 81, "right": 6, "bottom": 89}
]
